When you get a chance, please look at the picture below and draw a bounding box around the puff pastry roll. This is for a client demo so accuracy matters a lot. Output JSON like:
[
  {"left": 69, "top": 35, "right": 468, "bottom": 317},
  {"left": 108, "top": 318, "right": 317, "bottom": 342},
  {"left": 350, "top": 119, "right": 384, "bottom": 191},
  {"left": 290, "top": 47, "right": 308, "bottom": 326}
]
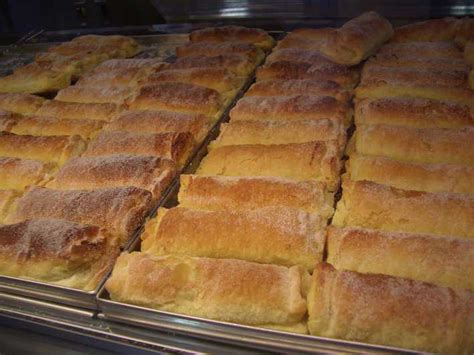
[
  {"left": 246, "top": 79, "right": 351, "bottom": 102},
  {"left": 75, "top": 68, "right": 149, "bottom": 88},
  {"left": 348, "top": 153, "right": 474, "bottom": 195},
  {"left": 172, "top": 54, "right": 256, "bottom": 77},
  {"left": 129, "top": 83, "right": 223, "bottom": 118},
  {"left": 256, "top": 61, "right": 359, "bottom": 88},
  {"left": 0, "top": 189, "right": 19, "bottom": 224},
  {"left": 216, "top": 119, "right": 345, "bottom": 147},
  {"left": 0, "top": 132, "right": 86, "bottom": 165},
  {"left": 189, "top": 25, "right": 275, "bottom": 51},
  {"left": 366, "top": 54, "right": 470, "bottom": 72},
  {"left": 34, "top": 52, "right": 86, "bottom": 79},
  {"left": 0, "top": 110, "right": 21, "bottom": 132},
  {"left": 355, "top": 97, "right": 474, "bottom": 128},
  {"left": 178, "top": 174, "right": 334, "bottom": 218},
  {"left": 0, "top": 93, "right": 45, "bottom": 115},
  {"left": 354, "top": 124, "right": 474, "bottom": 165},
  {"left": 391, "top": 17, "right": 459, "bottom": 43},
  {"left": 104, "top": 110, "right": 210, "bottom": 143},
  {"left": 9, "top": 186, "right": 153, "bottom": 246},
  {"left": 327, "top": 226, "right": 474, "bottom": 291},
  {"left": 308, "top": 263, "right": 474, "bottom": 354},
  {"left": 10, "top": 115, "right": 104, "bottom": 139},
  {"left": 37, "top": 100, "right": 122, "bottom": 122},
  {"left": 93, "top": 58, "right": 167, "bottom": 72},
  {"left": 48, "top": 155, "right": 175, "bottom": 199},
  {"left": 83, "top": 131, "right": 194, "bottom": 168},
  {"left": 318, "top": 11, "right": 393, "bottom": 66},
  {"left": 106, "top": 252, "right": 309, "bottom": 333},
  {"left": 230, "top": 95, "right": 351, "bottom": 126},
  {"left": 197, "top": 141, "right": 342, "bottom": 191},
  {"left": 70, "top": 34, "right": 140, "bottom": 58},
  {"left": 274, "top": 28, "right": 334, "bottom": 51},
  {"left": 0, "top": 219, "right": 119, "bottom": 290},
  {"left": 175, "top": 42, "right": 264, "bottom": 64},
  {"left": 378, "top": 41, "right": 463, "bottom": 59},
  {"left": 0, "top": 157, "right": 55, "bottom": 191},
  {"left": 55, "top": 86, "right": 134, "bottom": 105},
  {"left": 332, "top": 178, "right": 474, "bottom": 240},
  {"left": 266, "top": 48, "right": 336, "bottom": 66}
]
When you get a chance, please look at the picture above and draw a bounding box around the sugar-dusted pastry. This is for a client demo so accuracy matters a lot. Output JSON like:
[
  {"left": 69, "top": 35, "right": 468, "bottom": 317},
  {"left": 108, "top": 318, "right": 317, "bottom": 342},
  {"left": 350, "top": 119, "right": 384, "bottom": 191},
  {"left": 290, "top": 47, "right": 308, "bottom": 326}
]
[
  {"left": 0, "top": 110, "right": 21, "bottom": 132},
  {"left": 308, "top": 263, "right": 474, "bottom": 353},
  {"left": 83, "top": 131, "right": 194, "bottom": 168},
  {"left": 391, "top": 17, "right": 459, "bottom": 43},
  {"left": 0, "top": 93, "right": 45, "bottom": 115},
  {"left": 197, "top": 141, "right": 342, "bottom": 191},
  {"left": 93, "top": 58, "right": 167, "bottom": 72},
  {"left": 366, "top": 54, "right": 470, "bottom": 72},
  {"left": 189, "top": 25, "right": 275, "bottom": 51},
  {"left": 216, "top": 119, "right": 345, "bottom": 147},
  {"left": 55, "top": 86, "right": 135, "bottom": 105},
  {"left": 48, "top": 155, "right": 176, "bottom": 199},
  {"left": 70, "top": 34, "right": 141, "bottom": 58},
  {"left": 332, "top": 178, "right": 474, "bottom": 240},
  {"left": 8, "top": 186, "right": 153, "bottom": 246},
  {"left": 104, "top": 110, "right": 210, "bottom": 143},
  {"left": 129, "top": 83, "right": 223, "bottom": 118},
  {"left": 266, "top": 48, "right": 336, "bottom": 66},
  {"left": 327, "top": 226, "right": 474, "bottom": 291},
  {"left": 348, "top": 153, "right": 474, "bottom": 195},
  {"left": 0, "top": 132, "right": 86, "bottom": 165},
  {"left": 318, "top": 11, "right": 393, "bottom": 65},
  {"left": 34, "top": 52, "right": 85, "bottom": 79},
  {"left": 10, "top": 115, "right": 105, "bottom": 139},
  {"left": 378, "top": 41, "right": 463, "bottom": 59},
  {"left": 172, "top": 54, "right": 256, "bottom": 77},
  {"left": 0, "top": 219, "right": 120, "bottom": 290},
  {"left": 246, "top": 79, "right": 351, "bottom": 102},
  {"left": 230, "top": 95, "right": 351, "bottom": 126},
  {"left": 36, "top": 100, "right": 123, "bottom": 122},
  {"left": 0, "top": 157, "right": 56, "bottom": 191},
  {"left": 353, "top": 124, "right": 474, "bottom": 165},
  {"left": 178, "top": 174, "right": 334, "bottom": 218},
  {"left": 106, "top": 252, "right": 309, "bottom": 333},
  {"left": 0, "top": 189, "right": 20, "bottom": 224},
  {"left": 75, "top": 68, "right": 149, "bottom": 88},
  {"left": 355, "top": 97, "right": 474, "bottom": 128},
  {"left": 175, "top": 42, "right": 265, "bottom": 64},
  {"left": 274, "top": 28, "right": 335, "bottom": 51}
]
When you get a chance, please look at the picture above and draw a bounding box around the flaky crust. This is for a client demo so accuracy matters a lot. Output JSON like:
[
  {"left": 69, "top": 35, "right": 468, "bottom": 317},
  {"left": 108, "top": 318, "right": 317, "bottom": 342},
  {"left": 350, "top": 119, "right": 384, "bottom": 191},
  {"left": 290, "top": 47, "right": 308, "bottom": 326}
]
[
  {"left": 176, "top": 42, "right": 265, "bottom": 64},
  {"left": 94, "top": 58, "right": 167, "bottom": 72},
  {"left": 275, "top": 28, "right": 334, "bottom": 52},
  {"left": 171, "top": 54, "right": 256, "bottom": 77},
  {"left": 391, "top": 17, "right": 459, "bottom": 43},
  {"left": 0, "top": 110, "right": 21, "bottom": 132},
  {"left": 36, "top": 100, "right": 123, "bottom": 122},
  {"left": 0, "top": 157, "right": 55, "bottom": 191},
  {"left": 378, "top": 41, "right": 463, "bottom": 59},
  {"left": 76, "top": 68, "right": 149, "bottom": 88},
  {"left": 366, "top": 53, "right": 470, "bottom": 72},
  {"left": 0, "top": 93, "right": 46, "bottom": 115},
  {"left": 0, "top": 189, "right": 20, "bottom": 224},
  {"left": 55, "top": 86, "right": 135, "bottom": 105}
]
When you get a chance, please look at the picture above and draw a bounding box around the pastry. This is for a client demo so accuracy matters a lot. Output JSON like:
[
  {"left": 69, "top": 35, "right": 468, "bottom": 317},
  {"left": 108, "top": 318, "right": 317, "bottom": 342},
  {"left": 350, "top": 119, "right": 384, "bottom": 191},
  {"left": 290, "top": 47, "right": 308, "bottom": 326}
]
[
  {"left": 176, "top": 42, "right": 264, "bottom": 64},
  {"left": 0, "top": 157, "right": 56, "bottom": 191},
  {"left": 75, "top": 68, "right": 149, "bottom": 88},
  {"left": 378, "top": 41, "right": 463, "bottom": 59},
  {"left": 0, "top": 189, "right": 19, "bottom": 224},
  {"left": 0, "top": 93, "right": 45, "bottom": 115},
  {"left": 36, "top": 100, "right": 123, "bottom": 122},
  {"left": 274, "top": 28, "right": 335, "bottom": 51},
  {"left": 366, "top": 54, "right": 470, "bottom": 72},
  {"left": 391, "top": 17, "right": 459, "bottom": 43},
  {"left": 455, "top": 17, "right": 474, "bottom": 47},
  {"left": 93, "top": 58, "right": 167, "bottom": 72},
  {"left": 171, "top": 54, "right": 256, "bottom": 77},
  {"left": 0, "top": 110, "right": 21, "bottom": 132},
  {"left": 55, "top": 86, "right": 135, "bottom": 105}
]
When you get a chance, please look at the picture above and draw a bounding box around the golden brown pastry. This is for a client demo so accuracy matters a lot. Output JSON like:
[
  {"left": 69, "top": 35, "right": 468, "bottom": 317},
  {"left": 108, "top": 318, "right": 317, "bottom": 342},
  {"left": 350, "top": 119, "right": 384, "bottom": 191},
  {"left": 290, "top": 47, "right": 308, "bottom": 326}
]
[
  {"left": 48, "top": 155, "right": 176, "bottom": 199},
  {"left": 266, "top": 48, "right": 335, "bottom": 65},
  {"left": 8, "top": 186, "right": 153, "bottom": 246},
  {"left": 70, "top": 34, "right": 140, "bottom": 58},
  {"left": 197, "top": 141, "right": 342, "bottom": 191},
  {"left": 171, "top": 54, "right": 256, "bottom": 77},
  {"left": 142, "top": 206, "right": 325, "bottom": 270},
  {"left": 308, "top": 263, "right": 474, "bottom": 353},
  {"left": 366, "top": 53, "right": 470, "bottom": 72},
  {"left": 0, "top": 189, "right": 19, "bottom": 224},
  {"left": 332, "top": 177, "right": 474, "bottom": 240},
  {"left": 348, "top": 153, "right": 474, "bottom": 194},
  {"left": 0, "top": 93, "right": 45, "bottom": 115},
  {"left": 378, "top": 41, "right": 463, "bottom": 59},
  {"left": 34, "top": 52, "right": 85, "bottom": 79},
  {"left": 75, "top": 68, "right": 149, "bottom": 88},
  {"left": 327, "top": 226, "right": 474, "bottom": 291},
  {"left": 83, "top": 131, "right": 194, "bottom": 168},
  {"left": 93, "top": 58, "right": 167, "bottom": 72},
  {"left": 55, "top": 86, "right": 135, "bottom": 105},
  {"left": 178, "top": 174, "right": 333, "bottom": 217},
  {"left": 353, "top": 124, "right": 474, "bottom": 165},
  {"left": 355, "top": 97, "right": 474, "bottom": 128},
  {"left": 36, "top": 100, "right": 123, "bottom": 122},
  {"left": 189, "top": 25, "right": 275, "bottom": 51},
  {"left": 175, "top": 42, "right": 264, "bottom": 64},
  {"left": 0, "top": 218, "right": 120, "bottom": 291},
  {"left": 318, "top": 11, "right": 393, "bottom": 66},
  {"left": 0, "top": 157, "right": 56, "bottom": 191},
  {"left": 0, "top": 110, "right": 21, "bottom": 132},
  {"left": 104, "top": 110, "right": 210, "bottom": 143},
  {"left": 274, "top": 28, "right": 335, "bottom": 51},
  {"left": 0, "top": 132, "right": 86, "bottom": 165},
  {"left": 106, "top": 252, "right": 309, "bottom": 332},
  {"left": 391, "top": 17, "right": 459, "bottom": 43}
]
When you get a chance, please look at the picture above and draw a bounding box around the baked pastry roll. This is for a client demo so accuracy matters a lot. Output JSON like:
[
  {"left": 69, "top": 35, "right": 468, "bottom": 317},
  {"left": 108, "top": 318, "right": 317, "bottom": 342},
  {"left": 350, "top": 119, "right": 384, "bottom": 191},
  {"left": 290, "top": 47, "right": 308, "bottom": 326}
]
[
  {"left": 366, "top": 54, "right": 470, "bottom": 72},
  {"left": 0, "top": 157, "right": 55, "bottom": 191},
  {"left": 70, "top": 35, "right": 140, "bottom": 58},
  {"left": 34, "top": 52, "right": 85, "bottom": 79},
  {"left": 106, "top": 252, "right": 309, "bottom": 333},
  {"left": 8, "top": 186, "right": 153, "bottom": 246},
  {"left": 246, "top": 79, "right": 351, "bottom": 102},
  {"left": 36, "top": 100, "right": 123, "bottom": 122},
  {"left": 216, "top": 119, "right": 345, "bottom": 147},
  {"left": 348, "top": 153, "right": 474, "bottom": 195},
  {"left": 178, "top": 174, "right": 334, "bottom": 218},
  {"left": 391, "top": 17, "right": 459, "bottom": 43},
  {"left": 189, "top": 25, "right": 275, "bottom": 51},
  {"left": 308, "top": 263, "right": 474, "bottom": 354},
  {"left": 0, "top": 132, "right": 86, "bottom": 165},
  {"left": 266, "top": 48, "right": 336, "bottom": 66},
  {"left": 378, "top": 41, "right": 463, "bottom": 59},
  {"left": 48, "top": 155, "right": 175, "bottom": 199},
  {"left": 197, "top": 141, "right": 342, "bottom": 191},
  {"left": 0, "top": 189, "right": 19, "bottom": 224},
  {"left": 230, "top": 95, "right": 351, "bottom": 126},
  {"left": 318, "top": 11, "right": 393, "bottom": 66},
  {"left": 353, "top": 124, "right": 474, "bottom": 165},
  {"left": 104, "top": 110, "right": 210, "bottom": 143},
  {"left": 129, "top": 83, "right": 223, "bottom": 118},
  {"left": 0, "top": 219, "right": 119, "bottom": 291},
  {"left": 256, "top": 61, "right": 359, "bottom": 88},
  {"left": 55, "top": 86, "right": 134, "bottom": 105},
  {"left": 143, "top": 206, "right": 324, "bottom": 270},
  {"left": 327, "top": 226, "right": 474, "bottom": 291},
  {"left": 93, "top": 58, "right": 167, "bottom": 72},
  {"left": 0, "top": 93, "right": 45, "bottom": 115},
  {"left": 10, "top": 115, "right": 104, "bottom": 139},
  {"left": 355, "top": 97, "right": 474, "bottom": 128},
  {"left": 332, "top": 178, "right": 474, "bottom": 240},
  {"left": 172, "top": 54, "right": 255, "bottom": 77},
  {"left": 175, "top": 42, "right": 264, "bottom": 64},
  {"left": 274, "top": 28, "right": 334, "bottom": 51},
  {"left": 83, "top": 131, "right": 194, "bottom": 168},
  {"left": 0, "top": 110, "right": 21, "bottom": 132},
  {"left": 76, "top": 68, "right": 149, "bottom": 88}
]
